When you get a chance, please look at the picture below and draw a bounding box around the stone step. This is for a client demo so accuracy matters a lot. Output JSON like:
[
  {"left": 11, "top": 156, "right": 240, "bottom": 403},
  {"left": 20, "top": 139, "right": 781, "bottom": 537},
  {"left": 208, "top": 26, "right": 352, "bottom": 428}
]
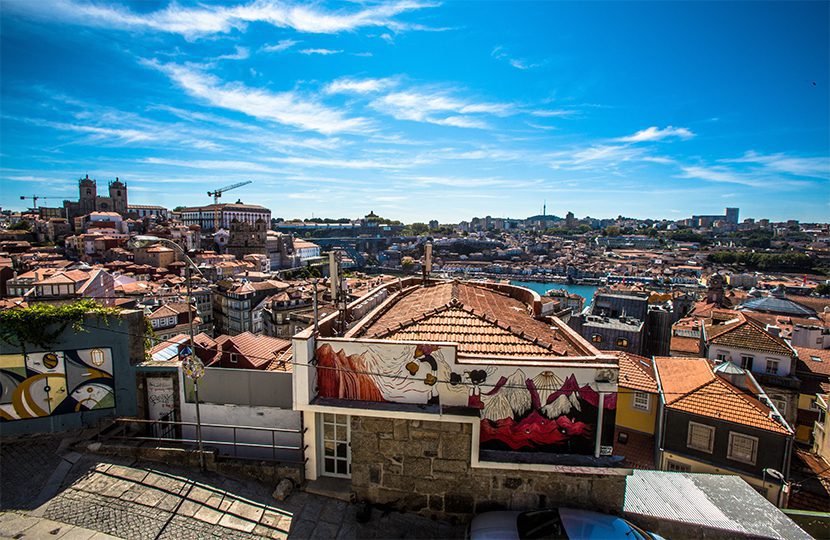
[{"left": 303, "top": 477, "right": 353, "bottom": 503}]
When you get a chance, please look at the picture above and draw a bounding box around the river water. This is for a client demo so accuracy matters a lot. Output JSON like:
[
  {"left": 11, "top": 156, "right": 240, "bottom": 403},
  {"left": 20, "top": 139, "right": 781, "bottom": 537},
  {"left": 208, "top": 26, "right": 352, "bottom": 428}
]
[{"left": 510, "top": 280, "right": 599, "bottom": 306}]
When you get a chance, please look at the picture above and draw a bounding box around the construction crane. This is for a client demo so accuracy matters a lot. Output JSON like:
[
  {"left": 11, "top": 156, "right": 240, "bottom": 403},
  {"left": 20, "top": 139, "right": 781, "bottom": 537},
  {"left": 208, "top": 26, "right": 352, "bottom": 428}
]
[
  {"left": 206, "top": 181, "right": 252, "bottom": 231},
  {"left": 20, "top": 195, "right": 61, "bottom": 210}
]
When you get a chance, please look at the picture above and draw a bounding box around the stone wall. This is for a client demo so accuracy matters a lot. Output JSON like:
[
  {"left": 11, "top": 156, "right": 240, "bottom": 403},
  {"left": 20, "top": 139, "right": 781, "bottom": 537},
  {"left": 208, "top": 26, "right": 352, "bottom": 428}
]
[{"left": 350, "top": 416, "right": 627, "bottom": 522}]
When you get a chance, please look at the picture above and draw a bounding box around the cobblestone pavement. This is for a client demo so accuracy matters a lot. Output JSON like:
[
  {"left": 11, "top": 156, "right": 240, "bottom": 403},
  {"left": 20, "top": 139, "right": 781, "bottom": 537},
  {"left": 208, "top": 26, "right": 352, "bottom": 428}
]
[
  {"left": 0, "top": 434, "right": 64, "bottom": 511},
  {"left": 1, "top": 436, "right": 462, "bottom": 539}
]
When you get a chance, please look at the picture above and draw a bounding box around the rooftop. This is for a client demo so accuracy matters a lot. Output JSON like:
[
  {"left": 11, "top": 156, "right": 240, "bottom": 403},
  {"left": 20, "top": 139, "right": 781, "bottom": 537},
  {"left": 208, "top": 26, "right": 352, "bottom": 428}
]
[
  {"left": 705, "top": 313, "right": 794, "bottom": 356},
  {"left": 654, "top": 356, "right": 791, "bottom": 435},
  {"left": 350, "top": 280, "right": 602, "bottom": 359}
]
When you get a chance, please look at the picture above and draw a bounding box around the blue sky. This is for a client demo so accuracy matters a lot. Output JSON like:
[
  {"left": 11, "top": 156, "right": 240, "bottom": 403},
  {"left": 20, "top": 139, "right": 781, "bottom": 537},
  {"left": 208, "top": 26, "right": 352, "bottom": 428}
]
[{"left": 1, "top": 1, "right": 828, "bottom": 223}]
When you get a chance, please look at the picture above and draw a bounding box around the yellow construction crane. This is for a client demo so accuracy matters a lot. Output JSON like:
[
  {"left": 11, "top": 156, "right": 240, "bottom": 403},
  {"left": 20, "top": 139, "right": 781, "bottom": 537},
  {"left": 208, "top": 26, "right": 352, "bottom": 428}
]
[{"left": 206, "top": 181, "right": 252, "bottom": 231}]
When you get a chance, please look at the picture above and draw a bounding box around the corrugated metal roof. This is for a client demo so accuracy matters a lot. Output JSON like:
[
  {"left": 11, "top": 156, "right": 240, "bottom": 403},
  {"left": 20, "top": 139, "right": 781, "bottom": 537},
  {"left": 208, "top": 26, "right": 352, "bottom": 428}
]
[{"left": 624, "top": 470, "right": 812, "bottom": 539}]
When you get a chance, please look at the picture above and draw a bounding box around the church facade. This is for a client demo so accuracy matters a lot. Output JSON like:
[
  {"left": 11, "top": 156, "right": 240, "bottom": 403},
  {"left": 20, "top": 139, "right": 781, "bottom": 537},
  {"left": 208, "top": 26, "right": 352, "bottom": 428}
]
[{"left": 64, "top": 175, "right": 129, "bottom": 219}]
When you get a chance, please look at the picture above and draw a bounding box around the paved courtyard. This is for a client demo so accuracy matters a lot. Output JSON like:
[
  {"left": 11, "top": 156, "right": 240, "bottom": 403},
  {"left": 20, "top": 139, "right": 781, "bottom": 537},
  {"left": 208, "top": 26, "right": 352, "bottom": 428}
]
[{"left": 0, "top": 435, "right": 462, "bottom": 539}]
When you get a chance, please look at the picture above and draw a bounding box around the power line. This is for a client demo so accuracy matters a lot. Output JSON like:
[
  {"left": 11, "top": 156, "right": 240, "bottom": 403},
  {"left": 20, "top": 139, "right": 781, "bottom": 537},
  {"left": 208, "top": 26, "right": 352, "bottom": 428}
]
[{"left": 67, "top": 320, "right": 806, "bottom": 400}]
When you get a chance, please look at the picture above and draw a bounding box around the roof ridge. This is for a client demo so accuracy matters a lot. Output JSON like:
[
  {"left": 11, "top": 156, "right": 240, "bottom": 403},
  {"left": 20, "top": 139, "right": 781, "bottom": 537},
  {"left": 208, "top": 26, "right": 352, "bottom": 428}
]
[{"left": 666, "top": 369, "right": 716, "bottom": 405}]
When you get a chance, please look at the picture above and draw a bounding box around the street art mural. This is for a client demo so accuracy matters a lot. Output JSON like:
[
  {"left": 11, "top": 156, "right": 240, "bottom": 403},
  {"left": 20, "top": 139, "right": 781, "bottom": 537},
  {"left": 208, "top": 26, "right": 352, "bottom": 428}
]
[
  {"left": 477, "top": 369, "right": 617, "bottom": 455},
  {"left": 315, "top": 339, "right": 617, "bottom": 456},
  {"left": 0, "top": 348, "right": 115, "bottom": 421}
]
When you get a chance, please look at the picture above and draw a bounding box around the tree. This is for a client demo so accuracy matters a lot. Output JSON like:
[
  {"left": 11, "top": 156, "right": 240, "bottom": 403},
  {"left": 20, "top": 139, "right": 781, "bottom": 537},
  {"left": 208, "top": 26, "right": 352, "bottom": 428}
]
[
  {"left": 604, "top": 226, "right": 620, "bottom": 237},
  {"left": 8, "top": 221, "right": 31, "bottom": 231},
  {"left": 816, "top": 283, "right": 830, "bottom": 296},
  {"left": 403, "top": 223, "right": 430, "bottom": 236}
]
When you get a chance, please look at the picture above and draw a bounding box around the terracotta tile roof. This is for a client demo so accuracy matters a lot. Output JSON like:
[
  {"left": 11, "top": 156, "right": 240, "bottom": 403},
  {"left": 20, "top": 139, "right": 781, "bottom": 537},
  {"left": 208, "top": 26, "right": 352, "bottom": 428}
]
[
  {"left": 613, "top": 427, "right": 655, "bottom": 469},
  {"left": 617, "top": 352, "right": 658, "bottom": 393},
  {"left": 795, "top": 347, "right": 830, "bottom": 378},
  {"left": 210, "top": 332, "right": 291, "bottom": 370},
  {"left": 355, "top": 281, "right": 592, "bottom": 357},
  {"left": 670, "top": 335, "right": 702, "bottom": 355},
  {"left": 706, "top": 313, "right": 794, "bottom": 356},
  {"left": 654, "top": 357, "right": 791, "bottom": 435}
]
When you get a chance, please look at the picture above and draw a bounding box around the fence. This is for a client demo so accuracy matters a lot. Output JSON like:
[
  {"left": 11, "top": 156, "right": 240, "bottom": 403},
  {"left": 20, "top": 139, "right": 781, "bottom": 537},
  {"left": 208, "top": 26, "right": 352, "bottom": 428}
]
[{"left": 101, "top": 417, "right": 307, "bottom": 464}]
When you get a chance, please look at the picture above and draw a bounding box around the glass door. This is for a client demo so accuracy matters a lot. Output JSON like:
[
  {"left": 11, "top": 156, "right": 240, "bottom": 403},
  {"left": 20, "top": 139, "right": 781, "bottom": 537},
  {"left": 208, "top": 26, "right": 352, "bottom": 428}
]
[{"left": 320, "top": 413, "right": 351, "bottom": 478}]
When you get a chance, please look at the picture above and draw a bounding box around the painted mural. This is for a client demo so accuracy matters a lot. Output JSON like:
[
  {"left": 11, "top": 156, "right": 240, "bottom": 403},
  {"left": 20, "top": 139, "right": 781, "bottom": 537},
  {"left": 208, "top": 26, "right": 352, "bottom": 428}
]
[
  {"left": 0, "top": 348, "right": 115, "bottom": 422},
  {"left": 477, "top": 369, "right": 617, "bottom": 455},
  {"left": 315, "top": 339, "right": 618, "bottom": 456}
]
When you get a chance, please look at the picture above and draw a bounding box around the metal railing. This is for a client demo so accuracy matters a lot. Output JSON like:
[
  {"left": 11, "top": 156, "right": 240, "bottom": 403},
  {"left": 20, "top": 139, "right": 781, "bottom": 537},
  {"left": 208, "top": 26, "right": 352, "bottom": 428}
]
[{"left": 101, "top": 417, "right": 308, "bottom": 464}]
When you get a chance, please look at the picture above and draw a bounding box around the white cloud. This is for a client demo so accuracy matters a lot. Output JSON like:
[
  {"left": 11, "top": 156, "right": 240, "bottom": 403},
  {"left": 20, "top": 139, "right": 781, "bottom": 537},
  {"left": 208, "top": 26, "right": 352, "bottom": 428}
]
[
  {"left": 216, "top": 46, "right": 249, "bottom": 61},
  {"left": 11, "top": 0, "right": 439, "bottom": 39},
  {"left": 492, "top": 45, "right": 543, "bottom": 70},
  {"left": 721, "top": 151, "right": 830, "bottom": 179},
  {"left": 299, "top": 48, "right": 343, "bottom": 55},
  {"left": 371, "top": 89, "right": 510, "bottom": 128},
  {"left": 145, "top": 60, "right": 369, "bottom": 135},
  {"left": 678, "top": 165, "right": 764, "bottom": 187},
  {"left": 616, "top": 126, "right": 695, "bottom": 143},
  {"left": 324, "top": 77, "right": 398, "bottom": 95},
  {"left": 261, "top": 39, "right": 298, "bottom": 53}
]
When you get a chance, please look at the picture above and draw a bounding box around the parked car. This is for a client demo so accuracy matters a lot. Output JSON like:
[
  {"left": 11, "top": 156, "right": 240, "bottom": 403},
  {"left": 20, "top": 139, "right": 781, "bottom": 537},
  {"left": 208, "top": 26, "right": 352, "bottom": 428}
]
[{"left": 467, "top": 508, "right": 665, "bottom": 540}]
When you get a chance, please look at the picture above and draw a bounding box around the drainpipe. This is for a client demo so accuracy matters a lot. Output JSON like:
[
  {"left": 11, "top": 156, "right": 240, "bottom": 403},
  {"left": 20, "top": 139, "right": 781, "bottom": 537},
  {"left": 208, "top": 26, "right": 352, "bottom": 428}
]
[{"left": 594, "top": 392, "right": 605, "bottom": 458}]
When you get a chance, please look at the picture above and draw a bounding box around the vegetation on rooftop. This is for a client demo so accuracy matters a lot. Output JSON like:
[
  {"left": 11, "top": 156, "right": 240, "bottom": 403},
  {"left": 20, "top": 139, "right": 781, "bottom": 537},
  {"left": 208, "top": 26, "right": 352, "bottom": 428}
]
[{"left": 0, "top": 300, "right": 156, "bottom": 356}]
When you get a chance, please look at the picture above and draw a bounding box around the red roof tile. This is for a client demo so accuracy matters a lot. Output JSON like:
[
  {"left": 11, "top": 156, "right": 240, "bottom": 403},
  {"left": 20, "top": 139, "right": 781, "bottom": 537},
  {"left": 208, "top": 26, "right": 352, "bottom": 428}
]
[
  {"left": 617, "top": 352, "right": 658, "bottom": 393},
  {"left": 654, "top": 357, "right": 791, "bottom": 435}
]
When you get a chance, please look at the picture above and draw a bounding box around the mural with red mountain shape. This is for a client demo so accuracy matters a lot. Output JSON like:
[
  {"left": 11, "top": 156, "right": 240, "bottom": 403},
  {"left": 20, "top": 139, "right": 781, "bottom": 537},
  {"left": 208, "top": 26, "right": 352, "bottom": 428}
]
[{"left": 479, "top": 372, "right": 616, "bottom": 454}]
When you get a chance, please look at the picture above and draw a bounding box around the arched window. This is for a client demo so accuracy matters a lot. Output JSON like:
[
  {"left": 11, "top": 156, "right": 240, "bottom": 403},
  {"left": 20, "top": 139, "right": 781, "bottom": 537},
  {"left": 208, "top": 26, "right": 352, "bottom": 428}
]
[
  {"left": 86, "top": 189, "right": 91, "bottom": 195},
  {"left": 616, "top": 337, "right": 629, "bottom": 348},
  {"left": 591, "top": 334, "right": 602, "bottom": 343}
]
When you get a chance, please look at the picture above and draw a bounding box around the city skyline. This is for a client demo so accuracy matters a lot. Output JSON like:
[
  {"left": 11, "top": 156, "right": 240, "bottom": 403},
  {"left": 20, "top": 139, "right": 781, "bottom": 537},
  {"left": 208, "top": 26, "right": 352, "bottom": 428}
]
[{"left": 1, "top": 1, "right": 828, "bottom": 222}]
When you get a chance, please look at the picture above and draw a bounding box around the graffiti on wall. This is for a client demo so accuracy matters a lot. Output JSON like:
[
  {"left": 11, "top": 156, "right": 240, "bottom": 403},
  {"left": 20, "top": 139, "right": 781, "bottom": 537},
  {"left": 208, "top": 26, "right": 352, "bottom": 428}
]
[
  {"left": 0, "top": 348, "right": 115, "bottom": 422},
  {"left": 315, "top": 340, "right": 618, "bottom": 455},
  {"left": 478, "top": 369, "right": 617, "bottom": 455},
  {"left": 316, "top": 341, "right": 464, "bottom": 405}
]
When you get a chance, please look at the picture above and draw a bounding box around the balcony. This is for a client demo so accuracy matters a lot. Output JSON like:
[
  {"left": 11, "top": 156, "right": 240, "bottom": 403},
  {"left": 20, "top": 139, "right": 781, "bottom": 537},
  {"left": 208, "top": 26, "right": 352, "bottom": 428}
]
[{"left": 754, "top": 372, "right": 801, "bottom": 390}]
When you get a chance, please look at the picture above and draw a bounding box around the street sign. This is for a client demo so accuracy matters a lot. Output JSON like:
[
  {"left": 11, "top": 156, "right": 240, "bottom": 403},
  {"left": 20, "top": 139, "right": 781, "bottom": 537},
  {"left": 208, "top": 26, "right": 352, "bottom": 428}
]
[{"left": 179, "top": 346, "right": 204, "bottom": 380}]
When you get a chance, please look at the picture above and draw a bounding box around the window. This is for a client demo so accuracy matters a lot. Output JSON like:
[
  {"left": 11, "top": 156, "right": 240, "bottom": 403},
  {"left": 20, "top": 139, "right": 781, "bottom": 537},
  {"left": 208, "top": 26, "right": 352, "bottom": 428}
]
[
  {"left": 727, "top": 432, "right": 758, "bottom": 465},
  {"left": 687, "top": 422, "right": 715, "bottom": 453},
  {"left": 771, "top": 398, "right": 787, "bottom": 415},
  {"left": 810, "top": 399, "right": 821, "bottom": 412},
  {"left": 616, "top": 337, "right": 629, "bottom": 348},
  {"left": 716, "top": 351, "right": 728, "bottom": 362},
  {"left": 666, "top": 460, "right": 691, "bottom": 473},
  {"left": 633, "top": 392, "right": 651, "bottom": 411},
  {"left": 229, "top": 353, "right": 238, "bottom": 364},
  {"left": 811, "top": 355, "right": 822, "bottom": 363},
  {"left": 740, "top": 355, "right": 754, "bottom": 370},
  {"left": 591, "top": 334, "right": 602, "bottom": 343},
  {"left": 766, "top": 359, "right": 779, "bottom": 375}
]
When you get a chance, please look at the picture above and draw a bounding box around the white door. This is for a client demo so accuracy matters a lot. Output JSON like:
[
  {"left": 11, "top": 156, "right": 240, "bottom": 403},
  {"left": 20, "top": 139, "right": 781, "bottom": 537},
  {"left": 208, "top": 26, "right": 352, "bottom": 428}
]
[{"left": 319, "top": 413, "right": 351, "bottom": 478}]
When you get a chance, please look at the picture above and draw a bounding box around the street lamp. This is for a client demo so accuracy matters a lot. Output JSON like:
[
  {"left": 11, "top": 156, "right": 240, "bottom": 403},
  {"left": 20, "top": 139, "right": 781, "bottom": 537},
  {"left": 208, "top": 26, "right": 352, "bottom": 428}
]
[
  {"left": 763, "top": 467, "right": 786, "bottom": 507},
  {"left": 128, "top": 235, "right": 206, "bottom": 470}
]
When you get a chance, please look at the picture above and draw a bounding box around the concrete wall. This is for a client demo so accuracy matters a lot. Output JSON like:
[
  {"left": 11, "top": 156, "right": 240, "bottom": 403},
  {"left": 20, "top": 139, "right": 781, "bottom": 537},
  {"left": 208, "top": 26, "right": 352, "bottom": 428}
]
[
  {"left": 349, "top": 416, "right": 627, "bottom": 522},
  {"left": 0, "top": 311, "right": 144, "bottom": 436},
  {"left": 178, "top": 369, "right": 302, "bottom": 462},
  {"left": 182, "top": 367, "right": 293, "bottom": 408}
]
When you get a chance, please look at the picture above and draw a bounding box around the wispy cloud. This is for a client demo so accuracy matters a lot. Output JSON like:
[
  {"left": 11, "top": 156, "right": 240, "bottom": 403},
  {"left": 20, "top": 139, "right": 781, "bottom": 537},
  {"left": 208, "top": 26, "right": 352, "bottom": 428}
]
[
  {"left": 144, "top": 60, "right": 370, "bottom": 135},
  {"left": 491, "top": 46, "right": 543, "bottom": 70},
  {"left": 324, "top": 77, "right": 398, "bottom": 94},
  {"left": 721, "top": 151, "right": 830, "bottom": 179},
  {"left": 299, "top": 48, "right": 343, "bottom": 55},
  {"left": 371, "top": 88, "right": 511, "bottom": 129},
  {"left": 678, "top": 165, "right": 764, "bottom": 187},
  {"left": 616, "top": 126, "right": 695, "bottom": 143},
  {"left": 9, "top": 0, "right": 439, "bottom": 39},
  {"left": 261, "top": 39, "right": 299, "bottom": 53},
  {"left": 215, "top": 46, "right": 249, "bottom": 61}
]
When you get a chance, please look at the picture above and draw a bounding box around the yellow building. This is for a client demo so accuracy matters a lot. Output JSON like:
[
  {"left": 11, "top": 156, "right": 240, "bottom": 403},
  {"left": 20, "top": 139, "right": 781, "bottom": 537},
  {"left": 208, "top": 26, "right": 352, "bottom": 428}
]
[{"left": 614, "top": 352, "right": 659, "bottom": 469}]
